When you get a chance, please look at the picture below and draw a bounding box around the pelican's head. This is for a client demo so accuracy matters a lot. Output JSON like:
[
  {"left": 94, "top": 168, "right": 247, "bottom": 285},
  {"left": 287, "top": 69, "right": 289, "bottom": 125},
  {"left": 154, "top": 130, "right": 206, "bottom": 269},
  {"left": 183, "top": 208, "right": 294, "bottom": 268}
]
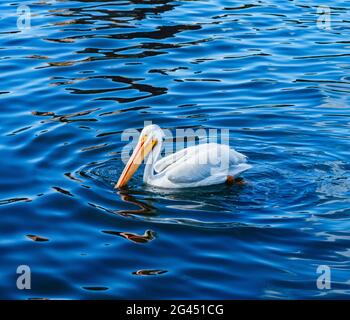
[{"left": 115, "top": 124, "right": 164, "bottom": 188}]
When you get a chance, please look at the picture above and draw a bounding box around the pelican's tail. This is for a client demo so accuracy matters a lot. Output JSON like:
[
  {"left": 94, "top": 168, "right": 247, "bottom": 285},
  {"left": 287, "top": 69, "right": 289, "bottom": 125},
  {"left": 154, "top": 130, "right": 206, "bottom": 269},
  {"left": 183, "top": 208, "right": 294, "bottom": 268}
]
[{"left": 229, "top": 163, "right": 252, "bottom": 177}]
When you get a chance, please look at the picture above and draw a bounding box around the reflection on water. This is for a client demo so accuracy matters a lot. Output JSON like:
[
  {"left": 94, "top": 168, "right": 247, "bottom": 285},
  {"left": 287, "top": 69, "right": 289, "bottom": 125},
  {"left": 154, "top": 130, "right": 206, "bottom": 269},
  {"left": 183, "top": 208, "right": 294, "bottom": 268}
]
[
  {"left": 0, "top": 0, "right": 350, "bottom": 299},
  {"left": 117, "top": 190, "right": 156, "bottom": 216},
  {"left": 133, "top": 269, "right": 168, "bottom": 276},
  {"left": 26, "top": 234, "right": 50, "bottom": 242},
  {"left": 102, "top": 229, "right": 156, "bottom": 244}
]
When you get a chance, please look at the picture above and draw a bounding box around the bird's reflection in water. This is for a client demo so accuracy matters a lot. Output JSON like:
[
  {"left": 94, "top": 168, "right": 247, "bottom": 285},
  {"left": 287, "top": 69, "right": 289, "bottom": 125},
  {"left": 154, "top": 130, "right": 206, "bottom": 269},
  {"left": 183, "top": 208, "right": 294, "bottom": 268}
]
[
  {"left": 117, "top": 190, "right": 157, "bottom": 217},
  {"left": 112, "top": 183, "right": 251, "bottom": 230},
  {"left": 80, "top": 160, "right": 249, "bottom": 227},
  {"left": 116, "top": 184, "right": 235, "bottom": 216},
  {"left": 80, "top": 158, "right": 247, "bottom": 217}
]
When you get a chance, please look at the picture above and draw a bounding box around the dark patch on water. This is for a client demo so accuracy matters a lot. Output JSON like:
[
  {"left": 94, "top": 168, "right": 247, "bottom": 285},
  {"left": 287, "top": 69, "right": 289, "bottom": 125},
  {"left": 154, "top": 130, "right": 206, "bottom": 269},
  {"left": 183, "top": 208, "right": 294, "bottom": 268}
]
[
  {"left": 82, "top": 286, "right": 109, "bottom": 291},
  {"left": 102, "top": 230, "right": 156, "bottom": 244},
  {"left": 132, "top": 270, "right": 168, "bottom": 276},
  {"left": 26, "top": 235, "right": 49, "bottom": 242}
]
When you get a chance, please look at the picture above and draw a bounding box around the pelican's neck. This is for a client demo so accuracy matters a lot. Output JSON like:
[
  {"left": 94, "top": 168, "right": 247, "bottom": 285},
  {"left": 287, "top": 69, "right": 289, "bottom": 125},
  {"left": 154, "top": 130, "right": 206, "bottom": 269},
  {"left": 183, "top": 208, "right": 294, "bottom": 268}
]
[{"left": 143, "top": 138, "right": 162, "bottom": 183}]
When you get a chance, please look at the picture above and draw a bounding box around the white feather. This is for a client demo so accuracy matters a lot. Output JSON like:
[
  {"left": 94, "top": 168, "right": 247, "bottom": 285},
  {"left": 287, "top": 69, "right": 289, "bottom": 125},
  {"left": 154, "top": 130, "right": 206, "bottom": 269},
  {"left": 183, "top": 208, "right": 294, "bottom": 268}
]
[{"left": 145, "top": 141, "right": 251, "bottom": 188}]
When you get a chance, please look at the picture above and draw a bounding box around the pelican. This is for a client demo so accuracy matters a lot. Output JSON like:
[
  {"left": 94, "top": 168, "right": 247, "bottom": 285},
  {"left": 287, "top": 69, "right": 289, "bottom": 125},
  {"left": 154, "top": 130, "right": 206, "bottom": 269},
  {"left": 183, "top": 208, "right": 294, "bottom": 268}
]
[{"left": 116, "top": 125, "right": 251, "bottom": 189}]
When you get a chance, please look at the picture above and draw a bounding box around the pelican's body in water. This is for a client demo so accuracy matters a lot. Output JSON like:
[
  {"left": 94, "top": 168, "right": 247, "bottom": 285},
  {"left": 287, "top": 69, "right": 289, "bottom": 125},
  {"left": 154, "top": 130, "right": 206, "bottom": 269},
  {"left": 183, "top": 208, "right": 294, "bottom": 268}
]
[{"left": 116, "top": 125, "right": 252, "bottom": 189}]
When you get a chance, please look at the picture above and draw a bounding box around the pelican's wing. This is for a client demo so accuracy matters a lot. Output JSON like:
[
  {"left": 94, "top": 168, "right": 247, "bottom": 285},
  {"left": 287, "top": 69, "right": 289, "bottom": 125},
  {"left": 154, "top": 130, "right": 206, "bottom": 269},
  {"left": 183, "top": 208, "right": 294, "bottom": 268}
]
[
  {"left": 166, "top": 161, "right": 226, "bottom": 185},
  {"left": 153, "top": 144, "right": 201, "bottom": 173},
  {"left": 155, "top": 143, "right": 247, "bottom": 173},
  {"left": 164, "top": 144, "right": 250, "bottom": 187}
]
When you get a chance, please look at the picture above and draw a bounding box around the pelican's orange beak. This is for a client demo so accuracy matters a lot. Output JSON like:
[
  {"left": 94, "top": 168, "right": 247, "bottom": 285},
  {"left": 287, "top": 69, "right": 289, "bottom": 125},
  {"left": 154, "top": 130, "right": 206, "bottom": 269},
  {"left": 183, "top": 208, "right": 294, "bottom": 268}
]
[{"left": 115, "top": 137, "right": 157, "bottom": 189}]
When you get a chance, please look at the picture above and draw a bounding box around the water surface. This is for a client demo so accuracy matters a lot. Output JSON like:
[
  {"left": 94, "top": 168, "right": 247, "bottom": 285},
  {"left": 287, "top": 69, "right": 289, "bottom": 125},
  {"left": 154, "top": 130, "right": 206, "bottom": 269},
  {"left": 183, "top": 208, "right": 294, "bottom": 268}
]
[{"left": 0, "top": 0, "right": 350, "bottom": 299}]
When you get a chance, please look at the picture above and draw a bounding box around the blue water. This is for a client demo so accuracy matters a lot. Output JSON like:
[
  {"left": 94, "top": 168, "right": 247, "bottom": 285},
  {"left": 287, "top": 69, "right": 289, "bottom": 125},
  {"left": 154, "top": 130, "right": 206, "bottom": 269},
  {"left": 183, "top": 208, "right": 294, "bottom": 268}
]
[{"left": 1, "top": 0, "right": 350, "bottom": 299}]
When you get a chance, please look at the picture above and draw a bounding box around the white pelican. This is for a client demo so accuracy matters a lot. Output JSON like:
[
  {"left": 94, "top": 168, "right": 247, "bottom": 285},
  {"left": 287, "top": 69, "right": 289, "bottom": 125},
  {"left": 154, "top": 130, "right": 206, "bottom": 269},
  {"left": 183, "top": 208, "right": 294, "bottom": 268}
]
[{"left": 116, "top": 125, "right": 251, "bottom": 189}]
